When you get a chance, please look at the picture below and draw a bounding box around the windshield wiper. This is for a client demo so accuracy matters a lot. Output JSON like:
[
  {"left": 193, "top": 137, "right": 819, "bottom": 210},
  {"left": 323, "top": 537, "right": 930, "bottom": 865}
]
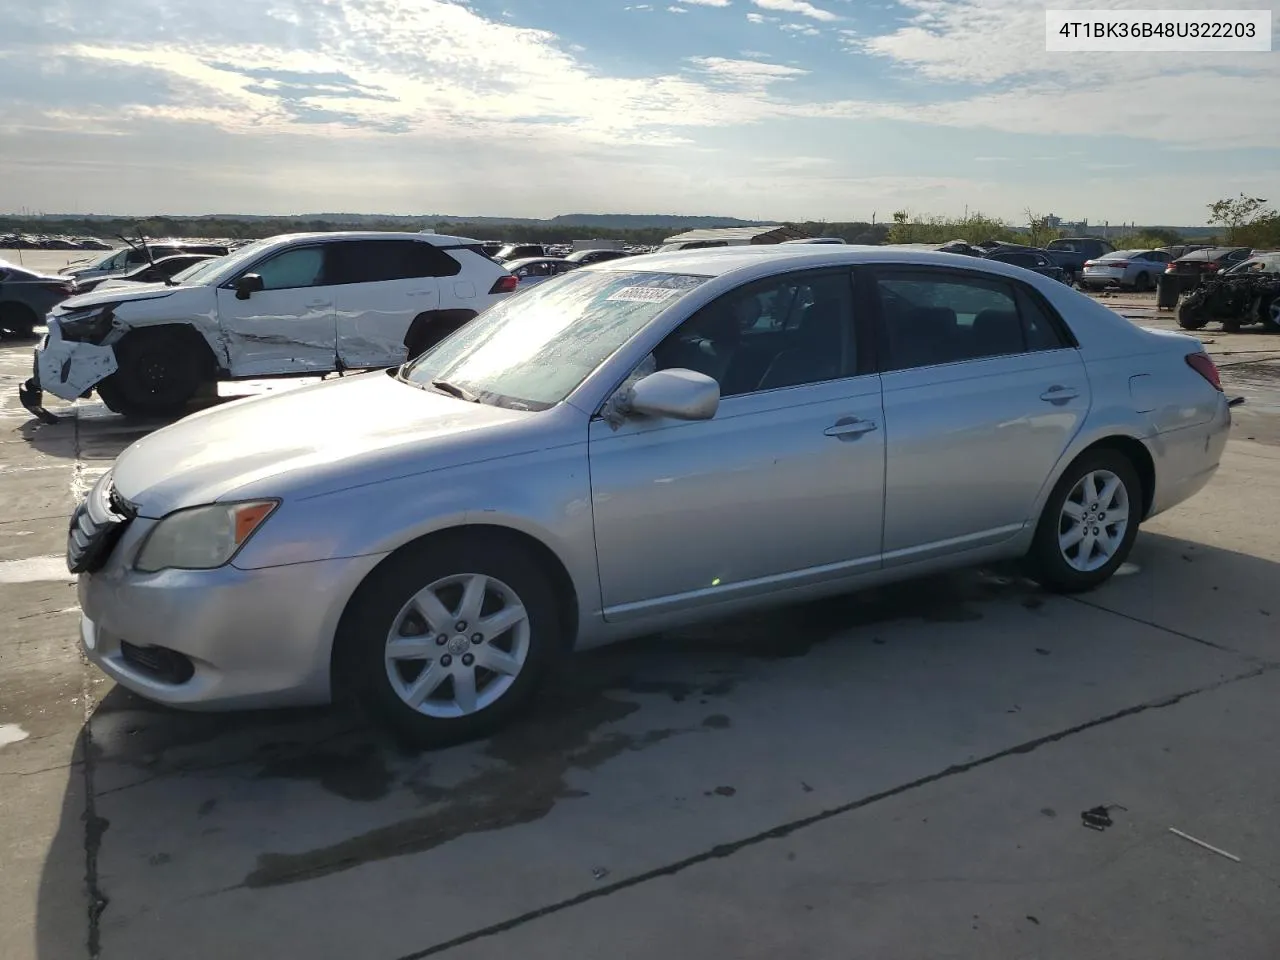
[{"left": 430, "top": 379, "right": 480, "bottom": 403}]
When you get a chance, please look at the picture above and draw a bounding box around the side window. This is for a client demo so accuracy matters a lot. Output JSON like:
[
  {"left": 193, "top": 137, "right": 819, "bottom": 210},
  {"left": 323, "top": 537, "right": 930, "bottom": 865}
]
[
  {"left": 125, "top": 250, "right": 148, "bottom": 267},
  {"left": 875, "top": 271, "right": 1040, "bottom": 370},
  {"left": 253, "top": 247, "right": 327, "bottom": 290},
  {"left": 652, "top": 270, "right": 855, "bottom": 397},
  {"left": 328, "top": 240, "right": 457, "bottom": 283}
]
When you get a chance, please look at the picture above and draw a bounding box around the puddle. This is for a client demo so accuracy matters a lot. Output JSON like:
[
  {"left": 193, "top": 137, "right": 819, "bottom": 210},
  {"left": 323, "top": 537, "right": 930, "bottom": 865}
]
[
  {"left": 0, "top": 724, "right": 30, "bottom": 749},
  {"left": 0, "top": 555, "right": 73, "bottom": 584}
]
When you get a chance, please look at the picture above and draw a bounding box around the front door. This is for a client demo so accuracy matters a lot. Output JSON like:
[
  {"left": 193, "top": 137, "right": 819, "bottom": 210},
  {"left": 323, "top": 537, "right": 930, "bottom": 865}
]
[
  {"left": 216, "top": 243, "right": 337, "bottom": 376},
  {"left": 869, "top": 266, "right": 1090, "bottom": 565},
  {"left": 588, "top": 268, "right": 885, "bottom": 621},
  {"left": 330, "top": 239, "right": 443, "bottom": 369}
]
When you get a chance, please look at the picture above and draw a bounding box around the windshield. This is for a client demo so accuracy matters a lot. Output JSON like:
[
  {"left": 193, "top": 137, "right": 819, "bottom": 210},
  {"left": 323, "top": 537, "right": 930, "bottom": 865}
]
[
  {"left": 163, "top": 237, "right": 279, "bottom": 285},
  {"left": 401, "top": 268, "right": 709, "bottom": 410},
  {"left": 169, "top": 255, "right": 231, "bottom": 284}
]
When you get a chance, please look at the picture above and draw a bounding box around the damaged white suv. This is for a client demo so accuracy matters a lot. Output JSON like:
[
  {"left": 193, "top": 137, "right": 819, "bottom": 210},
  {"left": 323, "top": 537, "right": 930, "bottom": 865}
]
[{"left": 20, "top": 231, "right": 516, "bottom": 419}]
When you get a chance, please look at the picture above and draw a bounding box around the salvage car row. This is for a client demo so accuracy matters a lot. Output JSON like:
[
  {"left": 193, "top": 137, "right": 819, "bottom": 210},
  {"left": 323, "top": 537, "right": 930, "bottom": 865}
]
[{"left": 16, "top": 238, "right": 1242, "bottom": 748}]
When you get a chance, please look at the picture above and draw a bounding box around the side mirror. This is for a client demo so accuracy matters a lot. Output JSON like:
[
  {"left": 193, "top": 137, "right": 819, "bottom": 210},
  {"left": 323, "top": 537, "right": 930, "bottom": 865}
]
[
  {"left": 235, "top": 273, "right": 265, "bottom": 300},
  {"left": 626, "top": 368, "right": 720, "bottom": 422}
]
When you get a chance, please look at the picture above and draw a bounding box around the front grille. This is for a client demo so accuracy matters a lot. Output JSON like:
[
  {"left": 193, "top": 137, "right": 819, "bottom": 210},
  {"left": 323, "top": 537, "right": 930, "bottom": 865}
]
[
  {"left": 120, "top": 642, "right": 195, "bottom": 684},
  {"left": 67, "top": 475, "right": 134, "bottom": 574}
]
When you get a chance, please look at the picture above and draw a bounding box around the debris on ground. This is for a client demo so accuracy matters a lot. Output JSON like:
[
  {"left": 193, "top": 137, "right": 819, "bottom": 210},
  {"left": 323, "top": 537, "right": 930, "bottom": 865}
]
[
  {"left": 1081, "top": 804, "right": 1126, "bottom": 831},
  {"left": 1169, "top": 827, "right": 1241, "bottom": 862}
]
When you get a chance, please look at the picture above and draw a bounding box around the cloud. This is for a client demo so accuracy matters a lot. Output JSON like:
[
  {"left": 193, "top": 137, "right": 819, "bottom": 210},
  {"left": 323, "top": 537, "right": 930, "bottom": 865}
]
[
  {"left": 683, "top": 0, "right": 732, "bottom": 5},
  {"left": 850, "top": 0, "right": 1280, "bottom": 148},
  {"left": 751, "top": 0, "right": 839, "bottom": 22},
  {"left": 780, "top": 23, "right": 821, "bottom": 36},
  {"left": 668, "top": 5, "right": 688, "bottom": 11}
]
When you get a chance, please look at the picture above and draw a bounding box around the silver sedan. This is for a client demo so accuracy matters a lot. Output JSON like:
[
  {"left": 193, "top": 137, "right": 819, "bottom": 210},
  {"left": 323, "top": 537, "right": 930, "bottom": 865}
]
[{"left": 72, "top": 247, "right": 1233, "bottom": 745}]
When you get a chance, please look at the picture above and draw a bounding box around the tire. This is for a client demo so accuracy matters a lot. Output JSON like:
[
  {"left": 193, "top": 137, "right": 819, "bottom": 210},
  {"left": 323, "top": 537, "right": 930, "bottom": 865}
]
[
  {"left": 338, "top": 532, "right": 563, "bottom": 748},
  {"left": 0, "top": 303, "right": 37, "bottom": 338},
  {"left": 97, "top": 329, "right": 205, "bottom": 416},
  {"left": 1133, "top": 272, "right": 1152, "bottom": 293},
  {"left": 1175, "top": 300, "right": 1210, "bottom": 330},
  {"left": 1262, "top": 299, "right": 1280, "bottom": 332},
  {"left": 1026, "top": 449, "right": 1142, "bottom": 594}
]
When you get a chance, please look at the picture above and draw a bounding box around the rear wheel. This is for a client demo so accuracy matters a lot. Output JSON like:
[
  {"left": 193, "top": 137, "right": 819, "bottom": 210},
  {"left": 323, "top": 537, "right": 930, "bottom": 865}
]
[
  {"left": 1133, "top": 272, "right": 1152, "bottom": 292},
  {"left": 339, "top": 533, "right": 562, "bottom": 747},
  {"left": 97, "top": 329, "right": 205, "bottom": 416},
  {"left": 0, "top": 303, "right": 37, "bottom": 338},
  {"left": 1027, "top": 449, "right": 1142, "bottom": 593}
]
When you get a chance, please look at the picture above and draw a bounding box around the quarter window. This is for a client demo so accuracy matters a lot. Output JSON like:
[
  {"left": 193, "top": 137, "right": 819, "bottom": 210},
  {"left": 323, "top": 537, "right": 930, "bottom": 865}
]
[{"left": 874, "top": 270, "right": 1068, "bottom": 370}]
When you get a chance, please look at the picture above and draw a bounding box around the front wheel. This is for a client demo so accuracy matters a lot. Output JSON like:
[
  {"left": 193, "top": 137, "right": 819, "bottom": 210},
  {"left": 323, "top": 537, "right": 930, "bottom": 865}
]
[
  {"left": 97, "top": 330, "right": 204, "bottom": 416},
  {"left": 1026, "top": 450, "right": 1142, "bottom": 593},
  {"left": 339, "top": 534, "right": 562, "bottom": 747}
]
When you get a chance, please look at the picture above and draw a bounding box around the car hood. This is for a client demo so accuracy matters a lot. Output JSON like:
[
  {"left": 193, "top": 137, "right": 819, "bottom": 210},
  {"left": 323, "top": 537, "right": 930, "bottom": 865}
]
[
  {"left": 109, "top": 370, "right": 536, "bottom": 517},
  {"left": 55, "top": 282, "right": 180, "bottom": 312}
]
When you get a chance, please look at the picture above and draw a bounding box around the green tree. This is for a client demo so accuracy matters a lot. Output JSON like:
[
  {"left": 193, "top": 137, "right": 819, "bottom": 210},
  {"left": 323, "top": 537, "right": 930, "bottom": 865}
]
[{"left": 1207, "top": 193, "right": 1276, "bottom": 245}]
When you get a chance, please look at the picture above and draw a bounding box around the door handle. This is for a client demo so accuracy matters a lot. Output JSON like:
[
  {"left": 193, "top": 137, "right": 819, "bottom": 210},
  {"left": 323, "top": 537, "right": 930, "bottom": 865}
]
[
  {"left": 305, "top": 299, "right": 330, "bottom": 307},
  {"left": 1040, "top": 385, "right": 1079, "bottom": 403},
  {"left": 824, "top": 417, "right": 878, "bottom": 440}
]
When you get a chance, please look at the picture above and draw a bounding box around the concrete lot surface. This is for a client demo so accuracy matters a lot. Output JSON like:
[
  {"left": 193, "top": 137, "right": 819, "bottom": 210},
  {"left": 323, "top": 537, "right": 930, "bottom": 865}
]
[{"left": 1, "top": 256, "right": 1278, "bottom": 959}]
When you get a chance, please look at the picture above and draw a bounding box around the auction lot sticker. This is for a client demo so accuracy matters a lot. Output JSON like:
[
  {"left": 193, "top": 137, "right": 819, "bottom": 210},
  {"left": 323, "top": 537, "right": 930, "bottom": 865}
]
[{"left": 1046, "top": 9, "right": 1272, "bottom": 51}]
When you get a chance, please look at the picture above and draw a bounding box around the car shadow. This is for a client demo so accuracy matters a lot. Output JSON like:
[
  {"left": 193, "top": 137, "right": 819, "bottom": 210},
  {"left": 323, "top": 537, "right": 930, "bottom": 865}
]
[{"left": 33, "top": 531, "right": 1279, "bottom": 956}]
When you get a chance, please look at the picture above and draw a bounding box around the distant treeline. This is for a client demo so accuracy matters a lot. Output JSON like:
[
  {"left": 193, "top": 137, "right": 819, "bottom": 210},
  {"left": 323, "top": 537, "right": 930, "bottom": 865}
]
[{"left": 0, "top": 214, "right": 892, "bottom": 246}]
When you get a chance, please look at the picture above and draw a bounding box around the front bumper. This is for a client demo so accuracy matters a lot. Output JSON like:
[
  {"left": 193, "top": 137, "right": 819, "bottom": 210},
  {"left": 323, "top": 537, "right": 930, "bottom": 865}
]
[
  {"left": 20, "top": 325, "right": 118, "bottom": 412},
  {"left": 79, "top": 545, "right": 386, "bottom": 711}
]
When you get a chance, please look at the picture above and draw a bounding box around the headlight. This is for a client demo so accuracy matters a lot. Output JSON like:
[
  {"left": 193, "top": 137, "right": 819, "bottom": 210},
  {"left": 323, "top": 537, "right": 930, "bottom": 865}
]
[
  {"left": 134, "top": 501, "right": 278, "bottom": 573},
  {"left": 57, "top": 304, "right": 118, "bottom": 342}
]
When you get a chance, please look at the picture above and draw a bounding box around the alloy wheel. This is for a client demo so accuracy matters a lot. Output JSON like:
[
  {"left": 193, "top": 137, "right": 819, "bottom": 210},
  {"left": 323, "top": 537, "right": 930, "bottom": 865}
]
[
  {"left": 1057, "top": 469, "right": 1130, "bottom": 572},
  {"left": 384, "top": 572, "right": 530, "bottom": 718}
]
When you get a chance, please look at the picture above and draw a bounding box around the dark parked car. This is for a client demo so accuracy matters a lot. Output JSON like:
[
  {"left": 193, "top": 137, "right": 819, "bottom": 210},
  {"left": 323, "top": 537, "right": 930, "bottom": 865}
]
[
  {"left": 984, "top": 247, "right": 1068, "bottom": 282},
  {"left": 73, "top": 254, "right": 218, "bottom": 293},
  {"left": 1157, "top": 244, "right": 1212, "bottom": 260},
  {"left": 1044, "top": 238, "right": 1115, "bottom": 283},
  {"left": 1165, "top": 246, "right": 1253, "bottom": 291},
  {"left": 563, "top": 248, "right": 631, "bottom": 265},
  {"left": 0, "top": 260, "right": 76, "bottom": 336}
]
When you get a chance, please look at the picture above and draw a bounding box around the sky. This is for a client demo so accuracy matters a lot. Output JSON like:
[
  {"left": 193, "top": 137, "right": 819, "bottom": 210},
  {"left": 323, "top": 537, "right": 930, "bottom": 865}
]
[{"left": 1, "top": 0, "right": 1277, "bottom": 224}]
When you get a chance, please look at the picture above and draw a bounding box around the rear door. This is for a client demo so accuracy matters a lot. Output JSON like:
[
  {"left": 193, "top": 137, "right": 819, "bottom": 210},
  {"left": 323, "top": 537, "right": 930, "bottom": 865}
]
[
  {"left": 215, "top": 242, "right": 338, "bottom": 376},
  {"left": 869, "top": 266, "right": 1090, "bottom": 566},
  {"left": 330, "top": 239, "right": 448, "bottom": 369}
]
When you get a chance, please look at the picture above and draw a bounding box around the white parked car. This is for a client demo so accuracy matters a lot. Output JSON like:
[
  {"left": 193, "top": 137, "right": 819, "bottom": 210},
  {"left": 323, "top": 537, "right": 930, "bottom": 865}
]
[{"left": 20, "top": 232, "right": 517, "bottom": 418}]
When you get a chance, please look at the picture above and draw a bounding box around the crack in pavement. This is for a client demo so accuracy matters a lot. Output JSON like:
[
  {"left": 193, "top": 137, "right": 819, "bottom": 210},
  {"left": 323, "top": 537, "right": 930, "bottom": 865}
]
[
  {"left": 390, "top": 663, "right": 1275, "bottom": 960},
  {"left": 1065, "top": 593, "right": 1275, "bottom": 661}
]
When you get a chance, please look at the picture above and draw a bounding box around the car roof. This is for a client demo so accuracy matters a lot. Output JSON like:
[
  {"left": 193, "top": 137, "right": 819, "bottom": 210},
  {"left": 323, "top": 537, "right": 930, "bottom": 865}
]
[
  {"left": 1176, "top": 246, "right": 1249, "bottom": 260},
  {"left": 581, "top": 244, "right": 1072, "bottom": 285},
  {"left": 253, "top": 231, "right": 484, "bottom": 248}
]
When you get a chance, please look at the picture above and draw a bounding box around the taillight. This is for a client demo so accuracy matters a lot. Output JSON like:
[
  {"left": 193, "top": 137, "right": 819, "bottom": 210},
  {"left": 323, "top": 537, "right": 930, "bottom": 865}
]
[
  {"left": 489, "top": 275, "right": 518, "bottom": 294},
  {"left": 1185, "top": 352, "right": 1222, "bottom": 391},
  {"left": 1083, "top": 260, "right": 1096, "bottom": 267}
]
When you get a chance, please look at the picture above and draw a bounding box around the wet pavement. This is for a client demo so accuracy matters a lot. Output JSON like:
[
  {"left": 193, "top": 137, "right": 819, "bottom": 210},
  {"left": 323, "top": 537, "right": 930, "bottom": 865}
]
[{"left": 1, "top": 277, "right": 1279, "bottom": 959}]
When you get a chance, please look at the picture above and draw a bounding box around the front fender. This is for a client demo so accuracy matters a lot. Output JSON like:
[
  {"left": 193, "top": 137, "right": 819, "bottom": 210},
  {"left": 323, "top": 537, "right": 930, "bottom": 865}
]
[{"left": 229, "top": 441, "right": 601, "bottom": 614}]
